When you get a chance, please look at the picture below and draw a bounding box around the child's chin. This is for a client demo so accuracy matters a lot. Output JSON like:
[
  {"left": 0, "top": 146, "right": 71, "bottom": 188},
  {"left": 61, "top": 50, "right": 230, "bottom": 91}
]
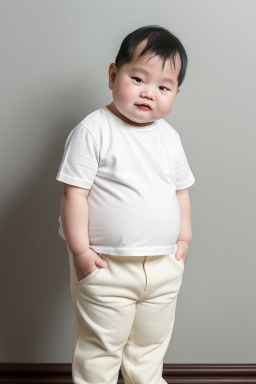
[{"left": 119, "top": 110, "right": 152, "bottom": 126}]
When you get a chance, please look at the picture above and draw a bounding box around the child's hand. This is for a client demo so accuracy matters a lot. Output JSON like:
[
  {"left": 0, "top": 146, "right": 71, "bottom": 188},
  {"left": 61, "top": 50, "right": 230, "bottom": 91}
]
[
  {"left": 72, "top": 248, "right": 108, "bottom": 282},
  {"left": 175, "top": 240, "right": 189, "bottom": 265}
]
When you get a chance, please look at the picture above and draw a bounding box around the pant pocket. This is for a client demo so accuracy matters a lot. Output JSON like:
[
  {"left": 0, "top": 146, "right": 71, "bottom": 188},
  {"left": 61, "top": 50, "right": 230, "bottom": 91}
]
[
  {"left": 170, "top": 253, "right": 185, "bottom": 269},
  {"left": 76, "top": 253, "right": 108, "bottom": 285},
  {"left": 77, "top": 266, "right": 102, "bottom": 285},
  {"left": 67, "top": 245, "right": 104, "bottom": 286}
]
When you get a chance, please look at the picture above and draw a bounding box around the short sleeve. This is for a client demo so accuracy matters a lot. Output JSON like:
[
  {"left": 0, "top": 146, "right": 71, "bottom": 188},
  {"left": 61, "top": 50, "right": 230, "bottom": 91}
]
[
  {"left": 56, "top": 124, "right": 99, "bottom": 189},
  {"left": 176, "top": 133, "right": 195, "bottom": 190}
]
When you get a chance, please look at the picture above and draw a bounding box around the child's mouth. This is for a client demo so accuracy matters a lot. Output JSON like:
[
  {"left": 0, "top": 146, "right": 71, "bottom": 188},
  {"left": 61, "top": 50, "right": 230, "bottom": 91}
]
[{"left": 136, "top": 104, "right": 151, "bottom": 111}]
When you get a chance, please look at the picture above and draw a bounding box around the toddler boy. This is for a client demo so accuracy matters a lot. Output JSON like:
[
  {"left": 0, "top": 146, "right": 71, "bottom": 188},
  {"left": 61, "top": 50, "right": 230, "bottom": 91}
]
[{"left": 56, "top": 25, "right": 195, "bottom": 384}]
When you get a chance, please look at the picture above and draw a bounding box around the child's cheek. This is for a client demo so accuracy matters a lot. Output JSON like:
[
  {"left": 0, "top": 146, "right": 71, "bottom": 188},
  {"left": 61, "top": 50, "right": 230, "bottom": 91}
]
[
  {"left": 114, "top": 89, "right": 128, "bottom": 107},
  {"left": 117, "top": 81, "right": 133, "bottom": 104},
  {"left": 159, "top": 98, "right": 174, "bottom": 116}
]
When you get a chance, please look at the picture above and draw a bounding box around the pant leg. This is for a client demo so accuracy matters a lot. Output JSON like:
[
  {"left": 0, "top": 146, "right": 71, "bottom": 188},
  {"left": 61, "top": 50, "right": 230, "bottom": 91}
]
[
  {"left": 121, "top": 253, "right": 185, "bottom": 384},
  {"left": 67, "top": 246, "right": 148, "bottom": 384}
]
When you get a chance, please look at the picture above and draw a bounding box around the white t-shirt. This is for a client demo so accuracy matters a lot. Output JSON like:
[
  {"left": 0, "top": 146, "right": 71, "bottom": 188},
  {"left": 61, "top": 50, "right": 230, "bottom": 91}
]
[{"left": 56, "top": 106, "right": 195, "bottom": 256}]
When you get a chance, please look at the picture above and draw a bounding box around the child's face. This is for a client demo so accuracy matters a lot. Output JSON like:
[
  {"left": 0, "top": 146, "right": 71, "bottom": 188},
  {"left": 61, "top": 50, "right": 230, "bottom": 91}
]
[{"left": 108, "top": 39, "right": 181, "bottom": 127}]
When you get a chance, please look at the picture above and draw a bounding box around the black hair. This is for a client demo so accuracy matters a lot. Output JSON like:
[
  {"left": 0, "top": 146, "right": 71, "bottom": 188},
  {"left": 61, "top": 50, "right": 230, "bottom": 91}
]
[{"left": 115, "top": 25, "right": 188, "bottom": 87}]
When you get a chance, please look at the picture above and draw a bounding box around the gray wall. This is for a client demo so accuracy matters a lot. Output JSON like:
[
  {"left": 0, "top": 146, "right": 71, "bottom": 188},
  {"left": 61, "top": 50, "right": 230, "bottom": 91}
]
[{"left": 1, "top": 0, "right": 255, "bottom": 363}]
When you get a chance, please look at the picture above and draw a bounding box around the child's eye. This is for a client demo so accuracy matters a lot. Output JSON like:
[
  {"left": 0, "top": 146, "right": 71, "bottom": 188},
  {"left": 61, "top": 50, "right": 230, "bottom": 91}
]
[
  {"left": 132, "top": 77, "right": 143, "bottom": 84},
  {"left": 159, "top": 86, "right": 170, "bottom": 91}
]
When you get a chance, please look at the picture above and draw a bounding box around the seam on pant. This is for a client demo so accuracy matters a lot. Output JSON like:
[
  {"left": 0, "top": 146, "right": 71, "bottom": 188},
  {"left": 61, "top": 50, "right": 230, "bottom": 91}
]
[
  {"left": 144, "top": 258, "right": 157, "bottom": 292},
  {"left": 148, "top": 258, "right": 157, "bottom": 291},
  {"left": 128, "top": 323, "right": 135, "bottom": 384},
  {"left": 138, "top": 257, "right": 147, "bottom": 300},
  {"left": 152, "top": 259, "right": 157, "bottom": 289}
]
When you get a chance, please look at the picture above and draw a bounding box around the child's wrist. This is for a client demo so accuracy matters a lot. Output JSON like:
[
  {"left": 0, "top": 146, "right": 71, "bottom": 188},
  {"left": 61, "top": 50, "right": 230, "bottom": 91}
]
[
  {"left": 71, "top": 248, "right": 90, "bottom": 257},
  {"left": 176, "top": 239, "right": 190, "bottom": 246}
]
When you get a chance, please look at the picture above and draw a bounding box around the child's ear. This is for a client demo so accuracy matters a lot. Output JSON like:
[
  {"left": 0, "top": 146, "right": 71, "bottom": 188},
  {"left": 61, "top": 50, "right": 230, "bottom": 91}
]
[{"left": 108, "top": 63, "right": 117, "bottom": 90}]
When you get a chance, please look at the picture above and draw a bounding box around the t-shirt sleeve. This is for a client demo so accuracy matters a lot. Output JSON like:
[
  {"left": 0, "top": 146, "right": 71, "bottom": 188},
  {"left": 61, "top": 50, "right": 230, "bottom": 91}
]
[
  {"left": 176, "top": 133, "right": 195, "bottom": 190},
  {"left": 56, "top": 124, "right": 99, "bottom": 189}
]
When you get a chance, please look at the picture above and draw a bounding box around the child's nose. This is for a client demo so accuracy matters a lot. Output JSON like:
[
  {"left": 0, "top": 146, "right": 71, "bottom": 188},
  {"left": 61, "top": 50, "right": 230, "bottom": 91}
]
[{"left": 140, "top": 88, "right": 156, "bottom": 101}]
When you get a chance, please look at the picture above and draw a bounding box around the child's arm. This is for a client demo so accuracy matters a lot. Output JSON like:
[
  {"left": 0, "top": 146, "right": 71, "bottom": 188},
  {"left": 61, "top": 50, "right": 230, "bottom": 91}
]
[
  {"left": 175, "top": 188, "right": 192, "bottom": 262},
  {"left": 60, "top": 183, "right": 90, "bottom": 256},
  {"left": 60, "top": 183, "right": 108, "bottom": 280}
]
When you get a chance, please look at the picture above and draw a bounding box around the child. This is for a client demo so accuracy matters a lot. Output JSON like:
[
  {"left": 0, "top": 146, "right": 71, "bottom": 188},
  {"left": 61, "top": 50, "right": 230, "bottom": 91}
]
[{"left": 56, "top": 25, "right": 195, "bottom": 384}]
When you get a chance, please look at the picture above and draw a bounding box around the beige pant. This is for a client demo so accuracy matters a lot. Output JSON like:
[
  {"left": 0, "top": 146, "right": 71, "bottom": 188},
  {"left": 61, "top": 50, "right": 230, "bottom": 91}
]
[{"left": 67, "top": 245, "right": 185, "bottom": 384}]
